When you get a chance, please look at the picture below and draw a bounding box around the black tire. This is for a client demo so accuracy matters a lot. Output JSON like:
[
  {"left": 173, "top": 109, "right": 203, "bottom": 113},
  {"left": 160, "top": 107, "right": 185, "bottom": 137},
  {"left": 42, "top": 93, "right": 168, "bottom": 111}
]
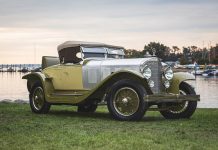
[
  {"left": 159, "top": 82, "right": 197, "bottom": 119},
  {"left": 29, "top": 82, "right": 51, "bottom": 114},
  {"left": 106, "top": 79, "right": 148, "bottom": 121},
  {"left": 77, "top": 104, "right": 97, "bottom": 113}
]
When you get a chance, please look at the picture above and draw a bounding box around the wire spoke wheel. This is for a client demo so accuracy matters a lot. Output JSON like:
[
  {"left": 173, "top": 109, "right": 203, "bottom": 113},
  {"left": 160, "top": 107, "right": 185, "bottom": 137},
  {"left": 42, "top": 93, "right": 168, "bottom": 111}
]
[
  {"left": 29, "top": 82, "right": 50, "bottom": 114},
  {"left": 107, "top": 79, "right": 147, "bottom": 121},
  {"left": 32, "top": 87, "right": 45, "bottom": 111},
  {"left": 113, "top": 87, "right": 140, "bottom": 116},
  {"left": 158, "top": 82, "right": 198, "bottom": 119},
  {"left": 169, "top": 90, "right": 188, "bottom": 114}
]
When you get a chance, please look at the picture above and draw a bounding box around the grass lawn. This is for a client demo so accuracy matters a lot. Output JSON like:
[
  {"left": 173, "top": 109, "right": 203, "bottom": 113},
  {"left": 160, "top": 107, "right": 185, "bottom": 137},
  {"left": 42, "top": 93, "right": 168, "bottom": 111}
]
[{"left": 0, "top": 102, "right": 218, "bottom": 150}]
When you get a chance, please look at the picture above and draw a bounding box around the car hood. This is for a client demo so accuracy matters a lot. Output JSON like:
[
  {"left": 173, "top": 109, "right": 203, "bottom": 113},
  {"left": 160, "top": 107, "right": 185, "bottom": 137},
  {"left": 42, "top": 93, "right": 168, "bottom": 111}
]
[{"left": 84, "top": 57, "right": 157, "bottom": 68}]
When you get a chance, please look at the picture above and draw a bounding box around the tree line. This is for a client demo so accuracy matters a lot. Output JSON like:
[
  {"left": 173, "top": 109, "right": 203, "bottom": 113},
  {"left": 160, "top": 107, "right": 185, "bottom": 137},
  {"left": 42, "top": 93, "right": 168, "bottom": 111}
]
[{"left": 124, "top": 42, "right": 218, "bottom": 65}]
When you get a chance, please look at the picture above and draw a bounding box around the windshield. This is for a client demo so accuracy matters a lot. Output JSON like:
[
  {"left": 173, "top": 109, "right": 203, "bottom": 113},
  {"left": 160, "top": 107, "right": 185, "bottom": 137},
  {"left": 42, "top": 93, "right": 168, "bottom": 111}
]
[
  {"left": 107, "top": 48, "right": 125, "bottom": 55},
  {"left": 81, "top": 47, "right": 124, "bottom": 59},
  {"left": 83, "top": 53, "right": 105, "bottom": 58},
  {"left": 82, "top": 47, "right": 106, "bottom": 59},
  {"left": 82, "top": 47, "right": 106, "bottom": 53},
  {"left": 107, "top": 48, "right": 124, "bottom": 59},
  {"left": 107, "top": 54, "right": 124, "bottom": 59}
]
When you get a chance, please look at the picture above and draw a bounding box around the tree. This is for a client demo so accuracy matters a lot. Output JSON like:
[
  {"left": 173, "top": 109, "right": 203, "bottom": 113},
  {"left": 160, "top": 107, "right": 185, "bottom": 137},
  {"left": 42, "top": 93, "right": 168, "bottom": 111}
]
[
  {"left": 172, "top": 46, "right": 180, "bottom": 54},
  {"left": 180, "top": 56, "right": 188, "bottom": 65},
  {"left": 190, "top": 46, "right": 198, "bottom": 52},
  {"left": 182, "top": 47, "right": 192, "bottom": 63},
  {"left": 210, "top": 44, "right": 218, "bottom": 61},
  {"left": 143, "top": 42, "right": 170, "bottom": 60},
  {"left": 124, "top": 49, "right": 143, "bottom": 58}
]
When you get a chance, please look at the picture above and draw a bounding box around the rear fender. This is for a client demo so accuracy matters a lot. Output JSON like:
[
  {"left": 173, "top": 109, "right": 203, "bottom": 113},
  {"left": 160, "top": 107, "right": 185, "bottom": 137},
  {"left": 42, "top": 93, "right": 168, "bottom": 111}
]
[
  {"left": 168, "top": 72, "right": 195, "bottom": 94},
  {"left": 22, "top": 72, "right": 55, "bottom": 102},
  {"left": 22, "top": 72, "right": 46, "bottom": 92}
]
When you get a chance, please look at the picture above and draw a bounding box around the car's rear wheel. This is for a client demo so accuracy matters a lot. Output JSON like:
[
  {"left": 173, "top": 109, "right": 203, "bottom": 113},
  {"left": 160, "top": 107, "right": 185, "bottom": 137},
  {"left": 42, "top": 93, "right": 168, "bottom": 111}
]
[
  {"left": 77, "top": 104, "right": 97, "bottom": 113},
  {"left": 106, "top": 79, "right": 147, "bottom": 121},
  {"left": 29, "top": 82, "right": 51, "bottom": 114},
  {"left": 158, "top": 82, "right": 197, "bottom": 119}
]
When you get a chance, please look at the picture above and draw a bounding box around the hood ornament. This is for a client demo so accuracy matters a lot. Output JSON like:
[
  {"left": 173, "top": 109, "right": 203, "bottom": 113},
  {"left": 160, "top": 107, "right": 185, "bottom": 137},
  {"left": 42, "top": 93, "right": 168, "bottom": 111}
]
[
  {"left": 144, "top": 51, "right": 152, "bottom": 57},
  {"left": 151, "top": 48, "right": 156, "bottom": 56},
  {"left": 144, "top": 48, "right": 156, "bottom": 57}
]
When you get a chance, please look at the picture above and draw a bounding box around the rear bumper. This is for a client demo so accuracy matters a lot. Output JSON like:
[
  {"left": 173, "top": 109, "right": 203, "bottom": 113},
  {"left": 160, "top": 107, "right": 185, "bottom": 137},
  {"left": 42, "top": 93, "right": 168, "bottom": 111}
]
[{"left": 144, "top": 94, "right": 200, "bottom": 103}]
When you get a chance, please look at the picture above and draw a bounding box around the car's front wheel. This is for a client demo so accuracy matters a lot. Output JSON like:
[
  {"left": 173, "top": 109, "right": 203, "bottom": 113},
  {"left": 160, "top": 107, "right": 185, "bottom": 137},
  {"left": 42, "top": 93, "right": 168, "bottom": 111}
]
[
  {"left": 106, "top": 79, "right": 147, "bottom": 121},
  {"left": 158, "top": 82, "right": 197, "bottom": 119},
  {"left": 29, "top": 82, "right": 51, "bottom": 114}
]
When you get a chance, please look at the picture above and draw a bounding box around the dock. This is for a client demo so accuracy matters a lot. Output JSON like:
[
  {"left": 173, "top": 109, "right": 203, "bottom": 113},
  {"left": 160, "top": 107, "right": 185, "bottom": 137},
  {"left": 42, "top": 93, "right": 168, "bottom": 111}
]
[{"left": 0, "top": 64, "right": 41, "bottom": 73}]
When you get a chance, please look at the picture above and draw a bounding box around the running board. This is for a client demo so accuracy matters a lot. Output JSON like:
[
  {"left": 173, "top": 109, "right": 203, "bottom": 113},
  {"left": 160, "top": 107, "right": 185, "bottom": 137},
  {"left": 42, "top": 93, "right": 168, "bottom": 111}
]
[{"left": 51, "top": 93, "right": 83, "bottom": 96}]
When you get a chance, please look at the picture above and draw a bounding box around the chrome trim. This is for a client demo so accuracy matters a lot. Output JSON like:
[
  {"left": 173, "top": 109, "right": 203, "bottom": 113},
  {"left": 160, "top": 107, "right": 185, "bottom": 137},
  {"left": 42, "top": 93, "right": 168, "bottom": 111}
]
[
  {"left": 144, "top": 58, "right": 162, "bottom": 94},
  {"left": 82, "top": 57, "right": 162, "bottom": 94}
]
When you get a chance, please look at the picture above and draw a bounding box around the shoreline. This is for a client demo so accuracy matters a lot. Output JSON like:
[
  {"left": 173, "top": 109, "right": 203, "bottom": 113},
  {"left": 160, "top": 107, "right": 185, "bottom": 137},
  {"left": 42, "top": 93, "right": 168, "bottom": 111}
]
[{"left": 0, "top": 99, "right": 28, "bottom": 104}]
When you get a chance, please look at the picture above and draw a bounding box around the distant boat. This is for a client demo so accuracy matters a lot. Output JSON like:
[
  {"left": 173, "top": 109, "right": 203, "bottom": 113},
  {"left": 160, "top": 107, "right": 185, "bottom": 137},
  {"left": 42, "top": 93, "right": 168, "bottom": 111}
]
[
  {"left": 202, "top": 65, "right": 218, "bottom": 76},
  {"left": 18, "top": 67, "right": 29, "bottom": 73},
  {"left": 189, "top": 62, "right": 203, "bottom": 75},
  {"left": 7, "top": 67, "right": 15, "bottom": 72},
  {"left": 191, "top": 69, "right": 203, "bottom": 75},
  {"left": 186, "top": 64, "right": 200, "bottom": 69},
  {"left": 207, "top": 70, "right": 218, "bottom": 76},
  {"left": 202, "top": 70, "right": 216, "bottom": 76},
  {"left": 31, "top": 67, "right": 42, "bottom": 72}
]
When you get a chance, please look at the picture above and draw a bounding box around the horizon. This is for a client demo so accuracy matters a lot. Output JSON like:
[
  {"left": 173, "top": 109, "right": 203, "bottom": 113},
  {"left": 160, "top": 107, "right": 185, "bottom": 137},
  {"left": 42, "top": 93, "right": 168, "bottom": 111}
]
[{"left": 0, "top": 0, "right": 218, "bottom": 64}]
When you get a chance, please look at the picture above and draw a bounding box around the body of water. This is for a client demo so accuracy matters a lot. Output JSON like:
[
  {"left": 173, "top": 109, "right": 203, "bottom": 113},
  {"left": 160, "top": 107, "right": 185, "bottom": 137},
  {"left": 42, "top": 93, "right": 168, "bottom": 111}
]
[{"left": 0, "top": 72, "right": 218, "bottom": 108}]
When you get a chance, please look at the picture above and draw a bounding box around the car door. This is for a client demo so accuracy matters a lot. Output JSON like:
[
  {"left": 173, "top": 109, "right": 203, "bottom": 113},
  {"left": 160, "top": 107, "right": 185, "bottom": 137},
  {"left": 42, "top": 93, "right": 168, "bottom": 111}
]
[{"left": 44, "top": 64, "right": 83, "bottom": 90}]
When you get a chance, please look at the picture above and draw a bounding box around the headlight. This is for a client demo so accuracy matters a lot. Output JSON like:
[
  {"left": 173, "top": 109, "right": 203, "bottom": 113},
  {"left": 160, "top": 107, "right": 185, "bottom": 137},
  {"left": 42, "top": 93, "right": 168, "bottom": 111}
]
[
  {"left": 149, "top": 80, "right": 154, "bottom": 87},
  {"left": 164, "top": 80, "right": 170, "bottom": 88},
  {"left": 164, "top": 67, "right": 173, "bottom": 80},
  {"left": 142, "top": 67, "right": 152, "bottom": 79}
]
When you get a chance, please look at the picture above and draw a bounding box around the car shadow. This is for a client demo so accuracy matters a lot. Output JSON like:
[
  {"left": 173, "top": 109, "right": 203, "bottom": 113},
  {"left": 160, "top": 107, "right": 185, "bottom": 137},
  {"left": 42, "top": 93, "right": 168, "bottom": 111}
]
[
  {"left": 47, "top": 110, "right": 168, "bottom": 122},
  {"left": 48, "top": 110, "right": 112, "bottom": 121},
  {"left": 142, "top": 116, "right": 166, "bottom": 122}
]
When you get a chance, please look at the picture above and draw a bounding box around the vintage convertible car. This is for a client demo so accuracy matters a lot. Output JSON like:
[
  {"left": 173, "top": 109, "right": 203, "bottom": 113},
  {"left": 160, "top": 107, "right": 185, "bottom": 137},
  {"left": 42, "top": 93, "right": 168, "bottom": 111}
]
[{"left": 23, "top": 41, "right": 200, "bottom": 121}]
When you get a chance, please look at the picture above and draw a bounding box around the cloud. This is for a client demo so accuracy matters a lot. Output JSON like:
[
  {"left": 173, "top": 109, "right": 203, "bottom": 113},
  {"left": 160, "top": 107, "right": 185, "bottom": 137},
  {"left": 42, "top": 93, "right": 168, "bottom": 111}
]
[{"left": 0, "top": 0, "right": 218, "bottom": 63}]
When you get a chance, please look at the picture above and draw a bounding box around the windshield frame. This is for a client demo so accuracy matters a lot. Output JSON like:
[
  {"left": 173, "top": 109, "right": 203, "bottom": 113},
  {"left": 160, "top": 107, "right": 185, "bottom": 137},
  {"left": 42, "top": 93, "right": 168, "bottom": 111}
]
[{"left": 81, "top": 46, "right": 125, "bottom": 60}]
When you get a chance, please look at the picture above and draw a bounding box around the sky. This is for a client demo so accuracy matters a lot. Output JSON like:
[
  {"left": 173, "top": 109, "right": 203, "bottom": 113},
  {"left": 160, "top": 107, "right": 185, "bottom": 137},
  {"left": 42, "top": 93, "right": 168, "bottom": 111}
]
[{"left": 0, "top": 0, "right": 218, "bottom": 64}]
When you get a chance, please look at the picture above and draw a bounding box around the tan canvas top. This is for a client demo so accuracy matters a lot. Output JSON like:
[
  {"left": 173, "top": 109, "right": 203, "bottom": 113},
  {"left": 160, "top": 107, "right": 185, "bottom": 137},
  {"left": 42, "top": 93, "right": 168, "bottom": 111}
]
[{"left": 57, "top": 41, "right": 124, "bottom": 51}]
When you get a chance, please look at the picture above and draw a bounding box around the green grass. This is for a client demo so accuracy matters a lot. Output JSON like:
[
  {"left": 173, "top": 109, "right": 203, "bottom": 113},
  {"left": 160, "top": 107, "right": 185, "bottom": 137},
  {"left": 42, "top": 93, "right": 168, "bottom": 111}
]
[{"left": 0, "top": 103, "right": 218, "bottom": 150}]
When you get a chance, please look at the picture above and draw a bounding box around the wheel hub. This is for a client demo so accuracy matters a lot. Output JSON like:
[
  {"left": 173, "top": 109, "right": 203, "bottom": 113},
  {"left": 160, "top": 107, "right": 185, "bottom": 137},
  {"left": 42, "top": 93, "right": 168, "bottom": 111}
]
[
  {"left": 32, "top": 87, "right": 44, "bottom": 111},
  {"left": 122, "top": 97, "right": 129, "bottom": 104}
]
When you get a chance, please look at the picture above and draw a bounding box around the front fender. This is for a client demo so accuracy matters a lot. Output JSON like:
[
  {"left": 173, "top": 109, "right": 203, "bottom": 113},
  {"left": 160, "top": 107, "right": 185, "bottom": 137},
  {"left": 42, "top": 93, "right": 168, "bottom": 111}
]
[
  {"left": 97, "top": 70, "right": 152, "bottom": 94},
  {"left": 168, "top": 72, "right": 195, "bottom": 94},
  {"left": 78, "top": 70, "right": 152, "bottom": 105}
]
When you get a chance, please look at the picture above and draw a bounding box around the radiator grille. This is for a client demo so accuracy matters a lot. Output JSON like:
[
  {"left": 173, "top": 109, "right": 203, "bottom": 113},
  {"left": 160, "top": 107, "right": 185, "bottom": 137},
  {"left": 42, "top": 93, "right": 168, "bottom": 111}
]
[{"left": 146, "top": 59, "right": 162, "bottom": 94}]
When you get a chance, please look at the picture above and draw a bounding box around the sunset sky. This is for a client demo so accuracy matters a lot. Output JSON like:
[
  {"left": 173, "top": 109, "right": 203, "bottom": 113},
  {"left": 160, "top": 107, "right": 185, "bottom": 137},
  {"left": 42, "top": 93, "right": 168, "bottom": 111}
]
[{"left": 0, "top": 0, "right": 218, "bottom": 64}]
